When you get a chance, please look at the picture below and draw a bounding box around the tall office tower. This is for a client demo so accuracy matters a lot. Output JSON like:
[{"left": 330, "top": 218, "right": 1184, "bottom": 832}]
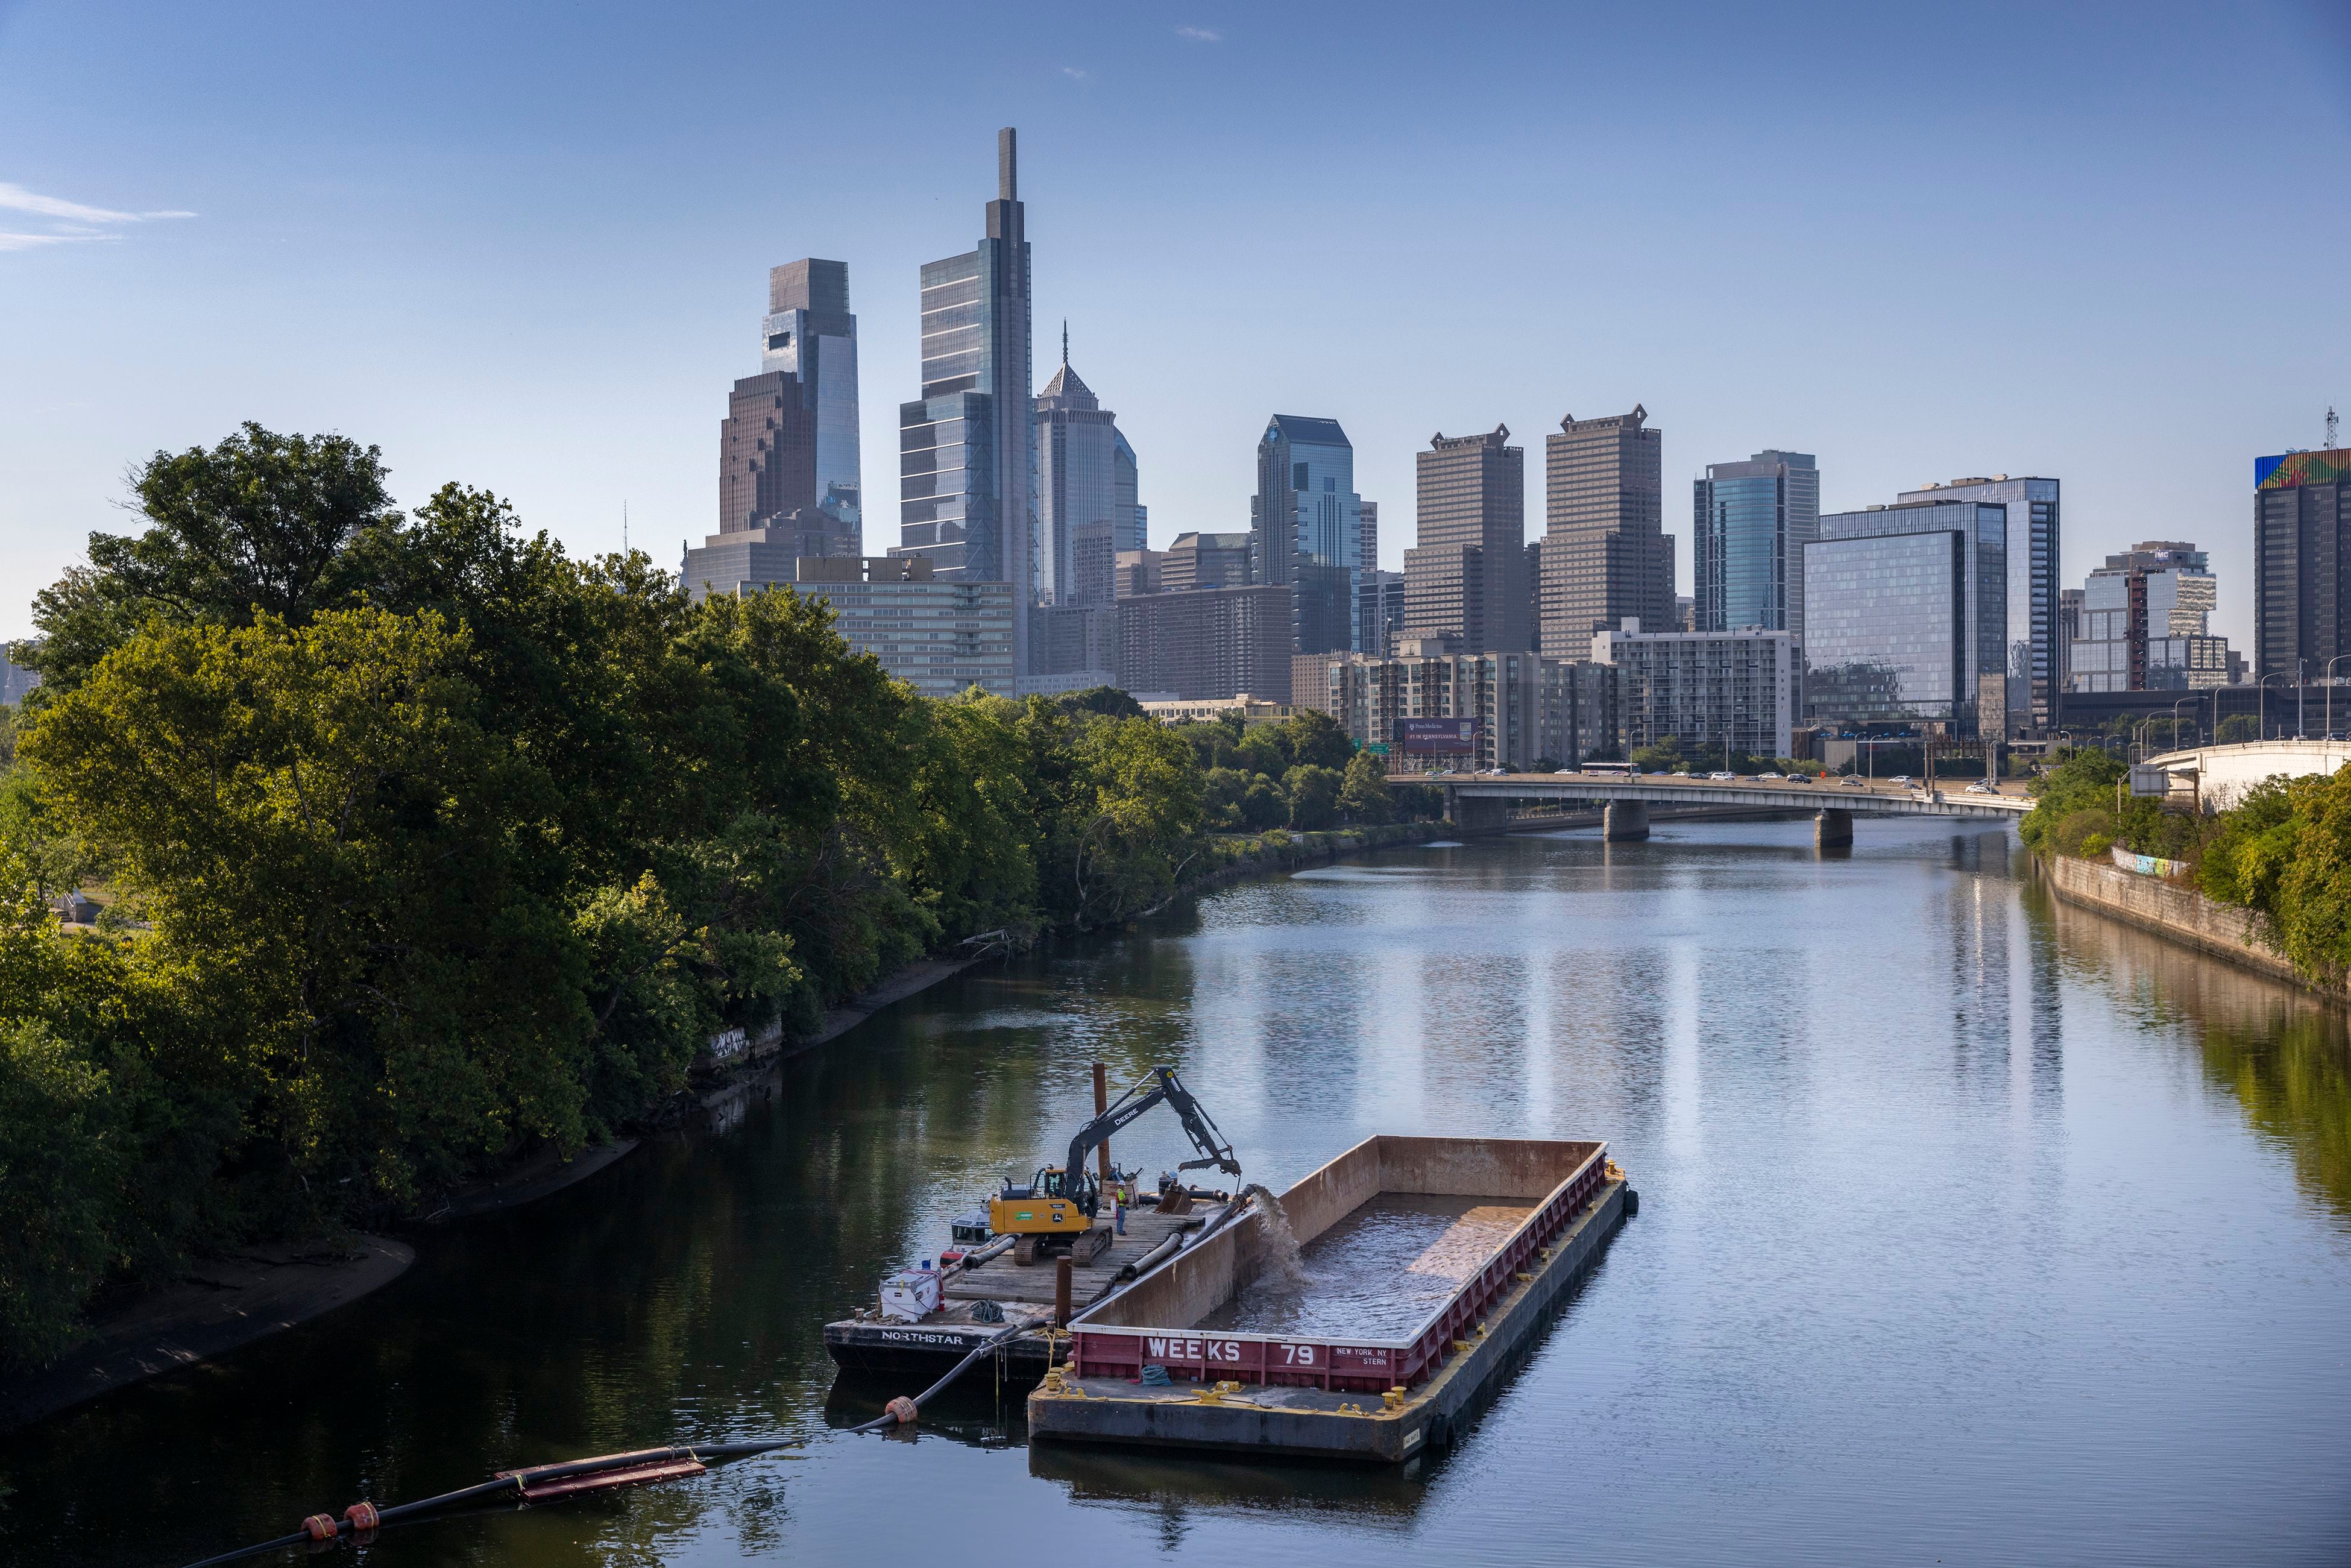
[
  {"left": 1693, "top": 450, "right": 1818, "bottom": 638},
  {"left": 1251, "top": 415, "right": 1364, "bottom": 653},
  {"left": 1804, "top": 499, "right": 2007, "bottom": 734},
  {"left": 1360, "top": 501, "right": 1379, "bottom": 572},
  {"left": 1897, "top": 474, "right": 2058, "bottom": 729},
  {"left": 2253, "top": 447, "right": 2351, "bottom": 679},
  {"left": 1113, "top": 430, "right": 1144, "bottom": 552},
  {"left": 898, "top": 129, "right": 1035, "bottom": 668},
  {"left": 1539, "top": 406, "right": 1672, "bottom": 652},
  {"left": 1404, "top": 426, "right": 1529, "bottom": 654},
  {"left": 1161, "top": 531, "right": 1253, "bottom": 593},
  {"left": 759, "top": 259, "right": 861, "bottom": 543},
  {"left": 1356, "top": 569, "right": 1405, "bottom": 658},
  {"left": 1033, "top": 341, "right": 1128, "bottom": 606},
  {"left": 2069, "top": 541, "right": 2230, "bottom": 692},
  {"left": 1070, "top": 519, "right": 1118, "bottom": 607},
  {"left": 718, "top": 372, "right": 817, "bottom": 541}
]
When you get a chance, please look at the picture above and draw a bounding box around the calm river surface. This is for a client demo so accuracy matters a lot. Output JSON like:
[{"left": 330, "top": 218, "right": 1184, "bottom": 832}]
[{"left": 8, "top": 819, "right": 2351, "bottom": 1566}]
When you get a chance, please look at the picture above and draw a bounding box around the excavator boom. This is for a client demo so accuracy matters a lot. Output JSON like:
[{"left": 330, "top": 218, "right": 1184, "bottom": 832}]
[{"left": 1064, "top": 1066, "right": 1241, "bottom": 1203}]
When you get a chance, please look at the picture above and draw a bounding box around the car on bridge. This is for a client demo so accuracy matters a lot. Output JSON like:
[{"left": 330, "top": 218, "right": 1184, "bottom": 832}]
[
  {"left": 1707, "top": 770, "right": 1734, "bottom": 780},
  {"left": 1839, "top": 776, "right": 1866, "bottom": 787}
]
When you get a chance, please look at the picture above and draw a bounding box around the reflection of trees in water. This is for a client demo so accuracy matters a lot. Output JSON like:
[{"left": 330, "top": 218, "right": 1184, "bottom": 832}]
[{"left": 2040, "top": 877, "right": 2351, "bottom": 1219}]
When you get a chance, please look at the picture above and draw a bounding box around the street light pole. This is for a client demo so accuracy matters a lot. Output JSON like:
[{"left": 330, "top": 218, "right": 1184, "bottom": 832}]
[
  {"left": 2327, "top": 653, "right": 2351, "bottom": 741},
  {"left": 2299, "top": 658, "right": 2308, "bottom": 739},
  {"left": 2261, "top": 672, "right": 2293, "bottom": 741}
]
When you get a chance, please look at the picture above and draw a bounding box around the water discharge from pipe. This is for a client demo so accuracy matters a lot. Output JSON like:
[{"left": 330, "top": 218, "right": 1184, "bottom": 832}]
[{"left": 1242, "top": 1183, "right": 1309, "bottom": 1296}]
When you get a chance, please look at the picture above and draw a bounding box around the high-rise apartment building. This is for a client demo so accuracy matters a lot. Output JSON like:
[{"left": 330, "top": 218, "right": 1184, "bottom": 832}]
[
  {"left": 1404, "top": 426, "right": 1529, "bottom": 654},
  {"left": 1804, "top": 500, "right": 2007, "bottom": 734},
  {"left": 896, "top": 129, "right": 1035, "bottom": 669},
  {"left": 1034, "top": 345, "right": 1134, "bottom": 608},
  {"left": 1897, "top": 475, "right": 2059, "bottom": 729},
  {"left": 1590, "top": 623, "right": 1796, "bottom": 760},
  {"left": 2253, "top": 447, "right": 2351, "bottom": 680},
  {"left": 1538, "top": 406, "right": 1673, "bottom": 655},
  {"left": 1360, "top": 500, "right": 1379, "bottom": 573},
  {"left": 1297, "top": 646, "right": 1610, "bottom": 772},
  {"left": 1251, "top": 415, "right": 1364, "bottom": 653},
  {"left": 2068, "top": 541, "right": 2229, "bottom": 692},
  {"left": 758, "top": 259, "right": 861, "bottom": 540},
  {"left": 1117, "top": 584, "right": 1294, "bottom": 701},
  {"left": 1694, "top": 450, "right": 1817, "bottom": 638}
]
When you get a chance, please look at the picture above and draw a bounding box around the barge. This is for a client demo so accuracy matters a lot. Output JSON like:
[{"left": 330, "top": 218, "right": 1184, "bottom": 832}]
[
  {"left": 1028, "top": 1135, "right": 1627, "bottom": 1462},
  {"left": 822, "top": 1201, "right": 1233, "bottom": 1383}
]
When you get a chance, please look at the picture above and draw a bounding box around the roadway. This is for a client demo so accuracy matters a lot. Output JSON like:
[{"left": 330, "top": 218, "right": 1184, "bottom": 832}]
[{"left": 1387, "top": 770, "right": 2033, "bottom": 820}]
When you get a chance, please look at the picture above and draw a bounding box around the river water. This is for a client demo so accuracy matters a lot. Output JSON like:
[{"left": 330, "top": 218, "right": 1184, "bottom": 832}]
[{"left": 6, "top": 819, "right": 2349, "bottom": 1566}]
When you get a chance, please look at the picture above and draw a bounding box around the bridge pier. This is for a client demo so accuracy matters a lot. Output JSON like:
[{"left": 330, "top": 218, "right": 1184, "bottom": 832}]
[
  {"left": 1814, "top": 808, "right": 1853, "bottom": 849},
  {"left": 1603, "top": 800, "right": 1650, "bottom": 842},
  {"left": 1443, "top": 787, "right": 1511, "bottom": 834}
]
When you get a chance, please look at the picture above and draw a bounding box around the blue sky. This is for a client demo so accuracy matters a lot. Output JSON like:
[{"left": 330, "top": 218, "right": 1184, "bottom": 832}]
[{"left": 4, "top": 0, "right": 2347, "bottom": 649}]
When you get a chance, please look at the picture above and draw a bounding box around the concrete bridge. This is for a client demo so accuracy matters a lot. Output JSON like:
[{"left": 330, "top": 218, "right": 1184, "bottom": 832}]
[{"left": 1390, "top": 772, "right": 2030, "bottom": 848}]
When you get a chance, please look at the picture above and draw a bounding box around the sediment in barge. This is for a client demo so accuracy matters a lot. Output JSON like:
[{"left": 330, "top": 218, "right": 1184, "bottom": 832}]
[{"left": 1028, "top": 1135, "right": 1627, "bottom": 1462}]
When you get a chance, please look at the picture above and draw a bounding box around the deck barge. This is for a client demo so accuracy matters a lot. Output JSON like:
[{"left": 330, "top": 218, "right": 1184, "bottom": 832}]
[
  {"left": 1027, "top": 1135, "right": 1627, "bottom": 1461},
  {"left": 822, "top": 1206, "right": 1223, "bottom": 1382}
]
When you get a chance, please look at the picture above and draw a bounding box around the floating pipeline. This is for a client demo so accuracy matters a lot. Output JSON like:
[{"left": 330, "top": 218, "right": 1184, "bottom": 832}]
[{"left": 178, "top": 1321, "right": 1043, "bottom": 1567}]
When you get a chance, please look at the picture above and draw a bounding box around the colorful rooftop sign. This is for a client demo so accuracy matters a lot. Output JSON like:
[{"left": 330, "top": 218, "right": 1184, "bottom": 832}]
[{"left": 2256, "top": 449, "right": 2348, "bottom": 490}]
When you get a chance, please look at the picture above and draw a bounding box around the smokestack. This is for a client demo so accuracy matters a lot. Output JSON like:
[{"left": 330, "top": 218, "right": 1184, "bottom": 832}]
[{"left": 998, "top": 127, "right": 1017, "bottom": 201}]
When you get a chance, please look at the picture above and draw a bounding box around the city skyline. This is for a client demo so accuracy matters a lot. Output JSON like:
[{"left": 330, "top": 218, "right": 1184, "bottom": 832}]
[{"left": 5, "top": 3, "right": 2347, "bottom": 653}]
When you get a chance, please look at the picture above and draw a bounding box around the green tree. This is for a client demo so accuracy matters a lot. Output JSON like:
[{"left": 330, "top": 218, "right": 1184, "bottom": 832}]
[
  {"left": 2217, "top": 714, "right": 2261, "bottom": 744},
  {"left": 1066, "top": 718, "right": 1204, "bottom": 925},
  {"left": 1337, "top": 750, "right": 1394, "bottom": 824},
  {"left": 0, "top": 1019, "right": 125, "bottom": 1368},
  {"left": 22, "top": 424, "right": 401, "bottom": 697},
  {"left": 1280, "top": 710, "right": 1355, "bottom": 770},
  {"left": 1233, "top": 723, "right": 1291, "bottom": 780},
  {"left": 1285, "top": 764, "right": 1345, "bottom": 830},
  {"left": 1057, "top": 685, "right": 1145, "bottom": 720},
  {"left": 1239, "top": 778, "right": 1288, "bottom": 832}
]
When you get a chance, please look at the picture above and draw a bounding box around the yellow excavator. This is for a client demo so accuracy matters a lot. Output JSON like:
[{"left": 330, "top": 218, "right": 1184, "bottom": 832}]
[{"left": 989, "top": 1066, "right": 1241, "bottom": 1265}]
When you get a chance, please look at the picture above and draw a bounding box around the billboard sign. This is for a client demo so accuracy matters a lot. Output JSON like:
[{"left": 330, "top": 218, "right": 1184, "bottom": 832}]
[{"left": 1399, "top": 717, "right": 1478, "bottom": 755}]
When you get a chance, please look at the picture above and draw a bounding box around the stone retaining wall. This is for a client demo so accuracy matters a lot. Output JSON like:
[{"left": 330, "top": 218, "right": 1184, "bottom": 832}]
[{"left": 2042, "top": 852, "right": 2337, "bottom": 996}]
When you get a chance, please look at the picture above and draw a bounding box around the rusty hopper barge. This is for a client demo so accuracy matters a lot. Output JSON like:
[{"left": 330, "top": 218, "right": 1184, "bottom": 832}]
[{"left": 1028, "top": 1135, "right": 1628, "bottom": 1462}]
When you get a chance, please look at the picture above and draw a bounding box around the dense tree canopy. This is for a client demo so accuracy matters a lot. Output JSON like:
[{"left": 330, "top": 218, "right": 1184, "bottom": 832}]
[{"left": 0, "top": 423, "right": 1437, "bottom": 1369}]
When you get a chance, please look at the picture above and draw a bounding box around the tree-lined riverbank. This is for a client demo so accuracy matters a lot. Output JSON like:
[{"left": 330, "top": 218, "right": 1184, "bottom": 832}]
[{"left": 0, "top": 424, "right": 1432, "bottom": 1374}]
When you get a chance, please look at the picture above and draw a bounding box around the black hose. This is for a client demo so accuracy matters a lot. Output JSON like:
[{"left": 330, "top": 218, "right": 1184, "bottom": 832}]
[
  {"left": 180, "top": 1321, "right": 1043, "bottom": 1563},
  {"left": 176, "top": 1440, "right": 801, "bottom": 1568},
  {"left": 846, "top": 1321, "right": 1043, "bottom": 1432}
]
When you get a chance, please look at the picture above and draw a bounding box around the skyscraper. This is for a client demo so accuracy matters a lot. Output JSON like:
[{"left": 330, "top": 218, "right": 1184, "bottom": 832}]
[
  {"left": 713, "top": 259, "right": 860, "bottom": 558},
  {"left": 1538, "top": 406, "right": 1672, "bottom": 652},
  {"left": 1693, "top": 450, "right": 1817, "bottom": 639},
  {"left": 2069, "top": 541, "right": 2230, "bottom": 691},
  {"left": 1360, "top": 500, "right": 1379, "bottom": 573},
  {"left": 1113, "top": 430, "right": 1144, "bottom": 553},
  {"left": 1403, "top": 426, "right": 1528, "bottom": 655},
  {"left": 2252, "top": 446, "right": 2351, "bottom": 680},
  {"left": 1804, "top": 499, "right": 2007, "bottom": 733},
  {"left": 758, "top": 259, "right": 861, "bottom": 541},
  {"left": 1251, "top": 415, "right": 1364, "bottom": 653},
  {"left": 897, "top": 128, "right": 1034, "bottom": 668},
  {"left": 1896, "top": 474, "right": 2059, "bottom": 729},
  {"left": 1033, "top": 333, "right": 1137, "bottom": 608}
]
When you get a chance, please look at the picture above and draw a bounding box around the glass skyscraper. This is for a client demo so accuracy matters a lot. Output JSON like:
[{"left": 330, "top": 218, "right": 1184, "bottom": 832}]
[
  {"left": 1804, "top": 500, "right": 2007, "bottom": 731},
  {"left": 896, "top": 129, "right": 1034, "bottom": 667},
  {"left": 1694, "top": 450, "right": 1817, "bottom": 638},
  {"left": 1896, "top": 475, "right": 2059, "bottom": 730},
  {"left": 1251, "top": 414, "right": 1364, "bottom": 653},
  {"left": 1033, "top": 342, "right": 1138, "bottom": 606},
  {"left": 758, "top": 259, "right": 860, "bottom": 540}
]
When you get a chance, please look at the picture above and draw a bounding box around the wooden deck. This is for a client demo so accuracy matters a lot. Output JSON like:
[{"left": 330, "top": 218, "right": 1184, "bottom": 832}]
[{"left": 942, "top": 1208, "right": 1218, "bottom": 1307}]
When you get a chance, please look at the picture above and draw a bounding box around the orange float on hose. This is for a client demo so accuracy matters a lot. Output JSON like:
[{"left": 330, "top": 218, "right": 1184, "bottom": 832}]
[
  {"left": 886, "top": 1396, "right": 919, "bottom": 1425},
  {"left": 344, "top": 1500, "right": 381, "bottom": 1532},
  {"left": 301, "top": 1513, "right": 339, "bottom": 1540}
]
